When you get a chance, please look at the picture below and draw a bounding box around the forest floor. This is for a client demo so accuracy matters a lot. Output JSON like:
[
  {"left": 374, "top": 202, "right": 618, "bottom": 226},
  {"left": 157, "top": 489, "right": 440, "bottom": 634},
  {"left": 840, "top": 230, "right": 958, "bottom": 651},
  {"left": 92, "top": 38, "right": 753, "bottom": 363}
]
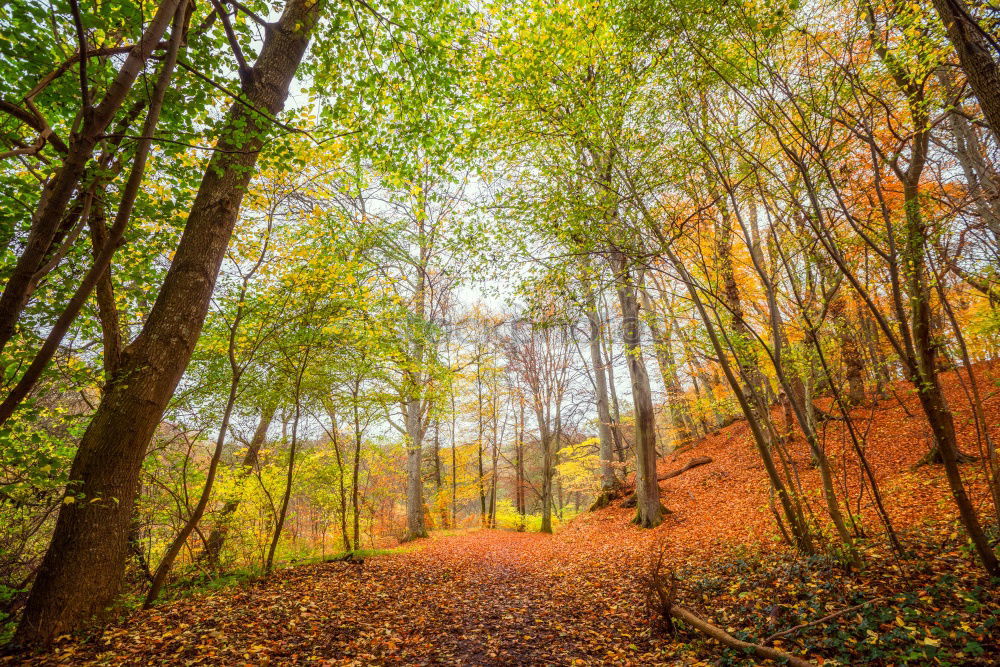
[{"left": 10, "top": 364, "right": 1000, "bottom": 665}]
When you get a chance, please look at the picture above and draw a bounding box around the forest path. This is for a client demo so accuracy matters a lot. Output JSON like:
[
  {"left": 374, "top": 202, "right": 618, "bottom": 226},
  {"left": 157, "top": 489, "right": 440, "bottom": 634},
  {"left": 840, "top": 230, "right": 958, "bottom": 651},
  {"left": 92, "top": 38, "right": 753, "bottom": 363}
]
[{"left": 32, "top": 529, "right": 667, "bottom": 665}]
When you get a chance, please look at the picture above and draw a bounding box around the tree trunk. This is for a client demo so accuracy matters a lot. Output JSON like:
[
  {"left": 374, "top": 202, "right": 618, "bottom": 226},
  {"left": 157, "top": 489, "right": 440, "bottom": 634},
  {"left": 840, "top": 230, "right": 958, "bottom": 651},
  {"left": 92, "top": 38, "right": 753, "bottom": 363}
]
[
  {"left": 612, "top": 253, "right": 663, "bottom": 528},
  {"left": 583, "top": 265, "right": 617, "bottom": 491},
  {"left": 666, "top": 246, "right": 814, "bottom": 553},
  {"left": 538, "top": 408, "right": 554, "bottom": 534},
  {"left": 325, "top": 406, "right": 352, "bottom": 553},
  {"left": 352, "top": 389, "right": 363, "bottom": 551},
  {"left": 902, "top": 174, "right": 999, "bottom": 575},
  {"left": 640, "top": 286, "right": 693, "bottom": 447},
  {"left": 477, "top": 364, "right": 487, "bottom": 527},
  {"left": 601, "top": 315, "right": 627, "bottom": 463},
  {"left": 88, "top": 200, "right": 124, "bottom": 382},
  {"left": 13, "top": 0, "right": 320, "bottom": 645},
  {"left": 145, "top": 370, "right": 241, "bottom": 606},
  {"left": 267, "top": 348, "right": 310, "bottom": 572},
  {"left": 202, "top": 403, "right": 275, "bottom": 567},
  {"left": 404, "top": 395, "right": 428, "bottom": 540}
]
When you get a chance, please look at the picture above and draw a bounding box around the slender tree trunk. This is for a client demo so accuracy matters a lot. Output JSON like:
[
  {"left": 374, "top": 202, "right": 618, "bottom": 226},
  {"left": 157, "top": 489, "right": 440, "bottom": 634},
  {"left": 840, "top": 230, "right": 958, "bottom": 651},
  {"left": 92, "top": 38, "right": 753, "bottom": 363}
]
[
  {"left": 733, "top": 195, "right": 856, "bottom": 554},
  {"left": 640, "top": 287, "right": 692, "bottom": 447},
  {"left": 88, "top": 200, "right": 123, "bottom": 381},
  {"left": 352, "top": 389, "right": 363, "bottom": 551},
  {"left": 476, "top": 362, "right": 487, "bottom": 526},
  {"left": 488, "top": 395, "right": 500, "bottom": 528},
  {"left": 583, "top": 266, "right": 616, "bottom": 491},
  {"left": 903, "top": 176, "right": 999, "bottom": 575},
  {"left": 601, "top": 318, "right": 627, "bottom": 463},
  {"left": 13, "top": 1, "right": 320, "bottom": 645},
  {"left": 433, "top": 421, "right": 442, "bottom": 489},
  {"left": 325, "top": 406, "right": 352, "bottom": 553},
  {"left": 515, "top": 399, "right": 526, "bottom": 528},
  {"left": 267, "top": 347, "right": 310, "bottom": 572},
  {"left": 145, "top": 370, "right": 241, "bottom": 606},
  {"left": 537, "top": 408, "right": 553, "bottom": 534},
  {"left": 450, "top": 391, "right": 458, "bottom": 529},
  {"left": 666, "top": 246, "right": 814, "bottom": 553},
  {"left": 202, "top": 403, "right": 275, "bottom": 567}
]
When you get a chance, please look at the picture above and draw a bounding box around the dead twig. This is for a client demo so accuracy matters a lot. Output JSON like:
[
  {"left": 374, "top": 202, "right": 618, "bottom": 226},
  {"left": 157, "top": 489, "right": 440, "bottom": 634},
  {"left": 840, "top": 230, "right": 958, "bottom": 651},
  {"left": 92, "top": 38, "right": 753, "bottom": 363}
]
[{"left": 763, "top": 597, "right": 887, "bottom": 645}]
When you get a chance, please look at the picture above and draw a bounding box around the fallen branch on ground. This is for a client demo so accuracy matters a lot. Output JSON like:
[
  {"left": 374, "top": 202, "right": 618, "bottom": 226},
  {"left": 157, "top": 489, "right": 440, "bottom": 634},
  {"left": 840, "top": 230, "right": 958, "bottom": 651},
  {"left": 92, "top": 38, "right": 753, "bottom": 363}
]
[
  {"left": 763, "top": 597, "right": 887, "bottom": 645},
  {"left": 657, "top": 456, "right": 713, "bottom": 481},
  {"left": 326, "top": 552, "right": 365, "bottom": 565},
  {"left": 669, "top": 604, "right": 815, "bottom": 667},
  {"left": 646, "top": 543, "right": 815, "bottom": 667}
]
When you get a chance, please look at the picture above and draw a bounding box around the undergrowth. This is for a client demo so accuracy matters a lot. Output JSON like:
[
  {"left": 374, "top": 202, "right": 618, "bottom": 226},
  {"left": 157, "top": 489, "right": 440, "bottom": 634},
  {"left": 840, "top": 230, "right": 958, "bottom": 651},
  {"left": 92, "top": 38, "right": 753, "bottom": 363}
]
[{"left": 667, "top": 523, "right": 999, "bottom": 665}]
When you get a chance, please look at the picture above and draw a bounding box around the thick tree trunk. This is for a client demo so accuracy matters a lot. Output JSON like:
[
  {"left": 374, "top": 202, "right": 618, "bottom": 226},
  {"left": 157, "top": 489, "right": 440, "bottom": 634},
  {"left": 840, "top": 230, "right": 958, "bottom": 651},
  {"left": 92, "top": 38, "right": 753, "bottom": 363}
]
[
  {"left": 13, "top": 0, "right": 320, "bottom": 646},
  {"left": 404, "top": 396, "right": 428, "bottom": 540},
  {"left": 537, "top": 409, "right": 554, "bottom": 534}
]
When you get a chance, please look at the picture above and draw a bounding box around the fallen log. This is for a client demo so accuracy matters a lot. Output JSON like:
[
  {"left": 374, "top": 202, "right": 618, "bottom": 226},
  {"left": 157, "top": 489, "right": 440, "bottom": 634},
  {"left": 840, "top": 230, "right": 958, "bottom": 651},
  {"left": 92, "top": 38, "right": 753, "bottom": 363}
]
[
  {"left": 669, "top": 604, "right": 815, "bottom": 667},
  {"left": 326, "top": 552, "right": 365, "bottom": 565},
  {"left": 657, "top": 456, "right": 712, "bottom": 481}
]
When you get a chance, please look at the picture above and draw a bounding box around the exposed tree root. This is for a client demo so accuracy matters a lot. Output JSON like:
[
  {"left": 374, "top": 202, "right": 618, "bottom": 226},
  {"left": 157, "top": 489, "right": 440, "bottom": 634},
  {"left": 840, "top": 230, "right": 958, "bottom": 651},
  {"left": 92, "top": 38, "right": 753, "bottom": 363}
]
[
  {"left": 915, "top": 447, "right": 978, "bottom": 467},
  {"left": 589, "top": 485, "right": 620, "bottom": 511}
]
